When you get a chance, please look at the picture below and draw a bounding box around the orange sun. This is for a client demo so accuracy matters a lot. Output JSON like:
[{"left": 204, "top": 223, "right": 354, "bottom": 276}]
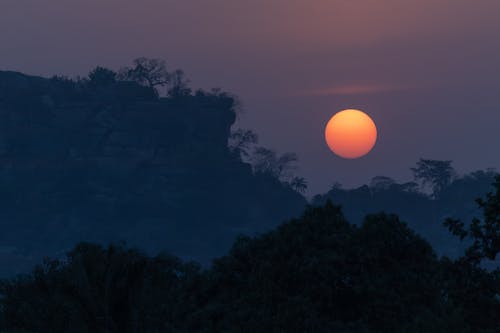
[{"left": 325, "top": 109, "right": 377, "bottom": 159}]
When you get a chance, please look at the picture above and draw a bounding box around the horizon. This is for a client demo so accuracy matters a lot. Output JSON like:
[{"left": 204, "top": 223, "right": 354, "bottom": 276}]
[
  {"left": 0, "top": 2, "right": 498, "bottom": 330},
  {"left": 2, "top": 1, "right": 500, "bottom": 194}
]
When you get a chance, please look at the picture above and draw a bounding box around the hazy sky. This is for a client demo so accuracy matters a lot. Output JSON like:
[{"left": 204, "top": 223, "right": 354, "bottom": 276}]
[{"left": 1, "top": 0, "right": 500, "bottom": 194}]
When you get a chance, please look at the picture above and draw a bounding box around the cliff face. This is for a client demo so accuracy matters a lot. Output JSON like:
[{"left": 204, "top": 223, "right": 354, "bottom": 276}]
[{"left": 0, "top": 71, "right": 306, "bottom": 276}]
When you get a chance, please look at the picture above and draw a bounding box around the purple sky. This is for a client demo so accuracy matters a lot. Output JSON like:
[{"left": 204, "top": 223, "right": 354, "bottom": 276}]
[{"left": 2, "top": 1, "right": 500, "bottom": 195}]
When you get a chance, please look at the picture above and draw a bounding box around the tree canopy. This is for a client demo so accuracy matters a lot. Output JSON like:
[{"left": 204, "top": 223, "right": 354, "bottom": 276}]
[
  {"left": 445, "top": 174, "right": 500, "bottom": 263},
  {"left": 1, "top": 200, "right": 498, "bottom": 332},
  {"left": 411, "top": 158, "right": 457, "bottom": 198},
  {"left": 118, "top": 58, "right": 170, "bottom": 89}
]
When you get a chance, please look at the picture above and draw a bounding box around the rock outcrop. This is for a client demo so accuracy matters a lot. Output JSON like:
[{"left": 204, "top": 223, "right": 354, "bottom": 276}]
[{"left": 0, "top": 71, "right": 306, "bottom": 276}]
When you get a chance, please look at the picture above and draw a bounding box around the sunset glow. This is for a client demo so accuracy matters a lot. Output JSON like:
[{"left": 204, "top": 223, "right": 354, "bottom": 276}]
[{"left": 325, "top": 109, "right": 377, "bottom": 159}]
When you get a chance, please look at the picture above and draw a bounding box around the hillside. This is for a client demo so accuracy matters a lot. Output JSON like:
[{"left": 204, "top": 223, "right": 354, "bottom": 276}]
[
  {"left": 0, "top": 70, "right": 307, "bottom": 276},
  {"left": 313, "top": 170, "right": 497, "bottom": 259}
]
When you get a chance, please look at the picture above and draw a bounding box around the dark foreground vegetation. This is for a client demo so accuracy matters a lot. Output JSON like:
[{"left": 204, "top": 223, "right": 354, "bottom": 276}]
[
  {"left": 1, "top": 178, "right": 499, "bottom": 333},
  {"left": 0, "top": 60, "right": 498, "bottom": 331},
  {"left": 0, "top": 59, "right": 498, "bottom": 278}
]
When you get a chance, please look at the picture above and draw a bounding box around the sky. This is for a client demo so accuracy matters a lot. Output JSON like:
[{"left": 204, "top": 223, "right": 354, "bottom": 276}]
[{"left": 1, "top": 0, "right": 500, "bottom": 195}]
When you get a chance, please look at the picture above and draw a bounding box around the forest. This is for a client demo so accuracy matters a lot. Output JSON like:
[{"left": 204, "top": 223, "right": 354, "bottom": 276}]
[
  {"left": 0, "top": 189, "right": 498, "bottom": 332},
  {"left": 0, "top": 59, "right": 498, "bottom": 332}
]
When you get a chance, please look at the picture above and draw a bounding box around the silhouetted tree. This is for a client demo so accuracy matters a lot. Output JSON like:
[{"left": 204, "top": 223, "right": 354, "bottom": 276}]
[
  {"left": 370, "top": 176, "right": 396, "bottom": 191},
  {"left": 0, "top": 243, "right": 199, "bottom": 333},
  {"left": 167, "top": 69, "right": 191, "bottom": 97},
  {"left": 411, "top": 158, "right": 457, "bottom": 198},
  {"left": 1, "top": 203, "right": 499, "bottom": 332},
  {"left": 445, "top": 174, "right": 500, "bottom": 263},
  {"left": 200, "top": 202, "right": 491, "bottom": 332},
  {"left": 251, "top": 147, "right": 298, "bottom": 182},
  {"left": 228, "top": 128, "right": 258, "bottom": 158},
  {"left": 88, "top": 66, "right": 117, "bottom": 87},
  {"left": 118, "top": 58, "right": 170, "bottom": 92},
  {"left": 289, "top": 176, "right": 308, "bottom": 194}
]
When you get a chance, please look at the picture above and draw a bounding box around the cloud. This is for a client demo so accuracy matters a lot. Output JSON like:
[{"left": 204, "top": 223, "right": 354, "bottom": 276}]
[{"left": 303, "top": 83, "right": 407, "bottom": 96}]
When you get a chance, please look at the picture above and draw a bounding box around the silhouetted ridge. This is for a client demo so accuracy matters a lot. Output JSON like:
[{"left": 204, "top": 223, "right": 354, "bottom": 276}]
[
  {"left": 0, "top": 67, "right": 306, "bottom": 276},
  {"left": 313, "top": 164, "right": 498, "bottom": 259}
]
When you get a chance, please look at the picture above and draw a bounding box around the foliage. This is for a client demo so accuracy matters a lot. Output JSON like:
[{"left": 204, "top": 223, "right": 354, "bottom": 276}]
[
  {"left": 1, "top": 201, "right": 498, "bottom": 332},
  {"left": 0, "top": 243, "right": 200, "bottom": 333},
  {"left": 118, "top": 58, "right": 170, "bottom": 88},
  {"left": 251, "top": 147, "right": 298, "bottom": 181},
  {"left": 0, "top": 66, "right": 499, "bottom": 332},
  {"left": 315, "top": 165, "right": 498, "bottom": 258},
  {"left": 205, "top": 204, "right": 445, "bottom": 332},
  {"left": 88, "top": 67, "right": 117, "bottom": 87},
  {"left": 0, "top": 65, "right": 307, "bottom": 278},
  {"left": 289, "top": 176, "right": 308, "bottom": 194},
  {"left": 167, "top": 69, "right": 191, "bottom": 97},
  {"left": 87, "top": 59, "right": 193, "bottom": 97},
  {"left": 445, "top": 174, "right": 500, "bottom": 263},
  {"left": 228, "top": 128, "right": 258, "bottom": 158},
  {"left": 411, "top": 158, "right": 457, "bottom": 198},
  {"left": 370, "top": 176, "right": 396, "bottom": 191},
  {"left": 229, "top": 132, "right": 307, "bottom": 194}
]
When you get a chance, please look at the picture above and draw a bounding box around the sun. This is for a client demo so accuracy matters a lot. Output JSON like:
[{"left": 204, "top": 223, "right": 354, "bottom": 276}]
[{"left": 325, "top": 109, "right": 377, "bottom": 159}]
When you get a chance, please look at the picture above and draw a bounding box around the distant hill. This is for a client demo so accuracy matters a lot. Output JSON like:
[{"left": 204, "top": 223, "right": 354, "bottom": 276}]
[
  {"left": 312, "top": 169, "right": 497, "bottom": 260},
  {"left": 0, "top": 69, "right": 306, "bottom": 276}
]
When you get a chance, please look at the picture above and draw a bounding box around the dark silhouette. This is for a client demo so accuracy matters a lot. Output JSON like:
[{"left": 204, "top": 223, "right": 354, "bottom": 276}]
[
  {"left": 0, "top": 63, "right": 498, "bottom": 332},
  {"left": 0, "top": 242, "right": 199, "bottom": 332},
  {"left": 167, "top": 69, "right": 191, "bottom": 97},
  {"left": 117, "top": 57, "right": 170, "bottom": 90},
  {"left": 1, "top": 200, "right": 498, "bottom": 332},
  {"left": 445, "top": 174, "right": 500, "bottom": 263},
  {"left": 411, "top": 158, "right": 457, "bottom": 198},
  {"left": 313, "top": 166, "right": 498, "bottom": 259},
  {"left": 289, "top": 176, "right": 308, "bottom": 194},
  {"left": 228, "top": 128, "right": 258, "bottom": 158},
  {"left": 88, "top": 66, "right": 117, "bottom": 87},
  {"left": 251, "top": 147, "right": 298, "bottom": 181},
  {"left": 0, "top": 66, "right": 306, "bottom": 277}
]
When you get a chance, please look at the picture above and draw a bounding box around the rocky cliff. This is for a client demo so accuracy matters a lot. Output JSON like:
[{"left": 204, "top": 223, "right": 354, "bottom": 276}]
[{"left": 0, "top": 71, "right": 306, "bottom": 276}]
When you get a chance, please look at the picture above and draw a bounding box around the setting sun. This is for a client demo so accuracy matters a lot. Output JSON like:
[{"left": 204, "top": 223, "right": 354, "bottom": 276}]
[{"left": 325, "top": 109, "right": 377, "bottom": 159}]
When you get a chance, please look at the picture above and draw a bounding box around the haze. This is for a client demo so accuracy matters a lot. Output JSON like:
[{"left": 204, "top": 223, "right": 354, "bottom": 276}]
[{"left": 1, "top": 0, "right": 500, "bottom": 194}]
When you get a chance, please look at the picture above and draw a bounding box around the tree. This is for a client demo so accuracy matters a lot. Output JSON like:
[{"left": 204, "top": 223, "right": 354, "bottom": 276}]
[
  {"left": 1, "top": 204, "right": 499, "bottom": 332},
  {"left": 88, "top": 66, "right": 117, "bottom": 87},
  {"left": 167, "top": 69, "right": 191, "bottom": 97},
  {"left": 370, "top": 176, "right": 396, "bottom": 191},
  {"left": 228, "top": 128, "right": 258, "bottom": 158},
  {"left": 203, "top": 203, "right": 464, "bottom": 332},
  {"left": 251, "top": 147, "right": 298, "bottom": 182},
  {"left": 289, "top": 176, "right": 308, "bottom": 194},
  {"left": 0, "top": 243, "right": 198, "bottom": 333},
  {"left": 441, "top": 175, "right": 500, "bottom": 330},
  {"left": 399, "top": 181, "right": 419, "bottom": 193},
  {"left": 118, "top": 58, "right": 170, "bottom": 91},
  {"left": 411, "top": 158, "right": 456, "bottom": 198},
  {"left": 445, "top": 174, "right": 500, "bottom": 263}
]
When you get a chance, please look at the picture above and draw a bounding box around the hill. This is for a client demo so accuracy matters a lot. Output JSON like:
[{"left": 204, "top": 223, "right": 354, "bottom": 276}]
[
  {"left": 0, "top": 68, "right": 306, "bottom": 276},
  {"left": 312, "top": 168, "right": 497, "bottom": 260}
]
